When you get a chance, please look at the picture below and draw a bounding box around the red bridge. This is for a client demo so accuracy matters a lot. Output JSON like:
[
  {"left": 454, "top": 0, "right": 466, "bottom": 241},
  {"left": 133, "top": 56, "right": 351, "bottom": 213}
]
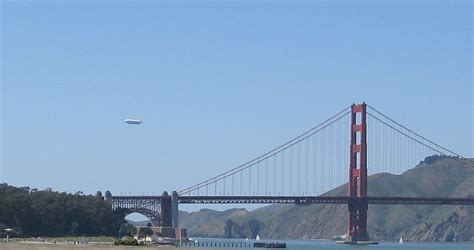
[{"left": 109, "top": 103, "right": 474, "bottom": 243}]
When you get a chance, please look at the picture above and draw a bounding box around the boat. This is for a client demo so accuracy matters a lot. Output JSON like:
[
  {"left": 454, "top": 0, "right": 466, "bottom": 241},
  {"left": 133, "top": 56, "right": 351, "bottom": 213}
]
[
  {"left": 332, "top": 234, "right": 347, "bottom": 241},
  {"left": 256, "top": 234, "right": 261, "bottom": 241},
  {"left": 399, "top": 237, "right": 403, "bottom": 244}
]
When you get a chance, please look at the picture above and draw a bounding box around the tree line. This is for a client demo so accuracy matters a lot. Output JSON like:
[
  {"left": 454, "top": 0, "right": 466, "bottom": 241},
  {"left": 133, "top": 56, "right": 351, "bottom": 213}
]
[{"left": 0, "top": 183, "right": 129, "bottom": 238}]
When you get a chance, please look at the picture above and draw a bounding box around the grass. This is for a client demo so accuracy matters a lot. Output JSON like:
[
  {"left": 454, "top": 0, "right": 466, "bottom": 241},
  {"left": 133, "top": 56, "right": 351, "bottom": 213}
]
[{"left": 48, "top": 236, "right": 117, "bottom": 243}]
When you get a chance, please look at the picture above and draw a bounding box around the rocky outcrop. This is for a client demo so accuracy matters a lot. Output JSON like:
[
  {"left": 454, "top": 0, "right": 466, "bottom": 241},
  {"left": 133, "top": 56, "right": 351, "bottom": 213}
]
[{"left": 403, "top": 207, "right": 474, "bottom": 241}]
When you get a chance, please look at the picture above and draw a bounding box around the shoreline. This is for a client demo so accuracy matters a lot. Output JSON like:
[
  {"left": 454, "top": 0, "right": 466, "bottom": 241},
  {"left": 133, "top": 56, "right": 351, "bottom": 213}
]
[{"left": 0, "top": 242, "right": 182, "bottom": 249}]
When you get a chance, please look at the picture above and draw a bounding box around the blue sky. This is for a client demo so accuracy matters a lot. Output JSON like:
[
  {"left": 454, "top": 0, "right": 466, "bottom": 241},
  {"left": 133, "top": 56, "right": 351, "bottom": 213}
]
[{"left": 1, "top": 1, "right": 472, "bottom": 202}]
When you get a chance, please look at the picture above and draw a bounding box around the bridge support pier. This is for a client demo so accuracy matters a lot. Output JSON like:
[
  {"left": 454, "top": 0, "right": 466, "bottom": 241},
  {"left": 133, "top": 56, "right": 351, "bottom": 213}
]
[
  {"left": 347, "top": 103, "right": 371, "bottom": 243},
  {"left": 348, "top": 198, "right": 369, "bottom": 242}
]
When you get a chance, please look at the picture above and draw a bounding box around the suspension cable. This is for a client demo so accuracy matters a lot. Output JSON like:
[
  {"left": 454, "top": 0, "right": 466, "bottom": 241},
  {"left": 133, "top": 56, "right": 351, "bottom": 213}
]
[
  {"left": 367, "top": 111, "right": 473, "bottom": 167},
  {"left": 367, "top": 104, "right": 464, "bottom": 158},
  {"left": 179, "top": 105, "right": 351, "bottom": 194}
]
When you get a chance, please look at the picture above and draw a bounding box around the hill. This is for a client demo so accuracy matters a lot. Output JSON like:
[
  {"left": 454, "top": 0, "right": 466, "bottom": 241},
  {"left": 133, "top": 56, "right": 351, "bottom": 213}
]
[{"left": 178, "top": 156, "right": 474, "bottom": 241}]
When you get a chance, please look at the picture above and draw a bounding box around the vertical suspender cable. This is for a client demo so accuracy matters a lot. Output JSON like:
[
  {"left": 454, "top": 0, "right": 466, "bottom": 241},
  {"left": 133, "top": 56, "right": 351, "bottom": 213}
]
[
  {"left": 255, "top": 162, "right": 260, "bottom": 195},
  {"left": 265, "top": 159, "right": 268, "bottom": 195},
  {"left": 322, "top": 127, "right": 325, "bottom": 193},
  {"left": 304, "top": 138, "right": 311, "bottom": 195},
  {"left": 313, "top": 134, "right": 317, "bottom": 195},
  {"left": 282, "top": 150, "right": 285, "bottom": 195},
  {"left": 273, "top": 155, "right": 276, "bottom": 195}
]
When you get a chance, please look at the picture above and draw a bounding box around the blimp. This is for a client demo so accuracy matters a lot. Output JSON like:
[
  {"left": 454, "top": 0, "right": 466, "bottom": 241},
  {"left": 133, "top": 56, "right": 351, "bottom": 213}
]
[{"left": 124, "top": 118, "right": 143, "bottom": 125}]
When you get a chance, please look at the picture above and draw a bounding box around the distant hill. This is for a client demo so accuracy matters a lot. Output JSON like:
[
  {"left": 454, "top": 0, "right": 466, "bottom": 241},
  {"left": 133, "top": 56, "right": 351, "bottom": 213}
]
[
  {"left": 126, "top": 219, "right": 151, "bottom": 227},
  {"left": 178, "top": 157, "right": 474, "bottom": 241}
]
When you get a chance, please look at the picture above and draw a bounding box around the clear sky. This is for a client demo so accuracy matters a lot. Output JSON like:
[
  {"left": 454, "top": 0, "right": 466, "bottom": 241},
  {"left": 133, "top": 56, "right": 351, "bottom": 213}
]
[{"left": 1, "top": 1, "right": 472, "bottom": 202}]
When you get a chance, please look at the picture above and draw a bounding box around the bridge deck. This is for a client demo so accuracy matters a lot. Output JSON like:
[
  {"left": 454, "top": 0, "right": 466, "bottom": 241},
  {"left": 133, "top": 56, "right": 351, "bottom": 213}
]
[
  {"left": 111, "top": 196, "right": 474, "bottom": 205},
  {"left": 178, "top": 196, "right": 474, "bottom": 205}
]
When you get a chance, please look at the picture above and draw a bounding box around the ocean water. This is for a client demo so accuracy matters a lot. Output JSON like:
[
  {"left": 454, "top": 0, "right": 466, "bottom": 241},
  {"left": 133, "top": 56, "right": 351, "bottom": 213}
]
[
  {"left": 190, "top": 238, "right": 474, "bottom": 250},
  {"left": 1, "top": 240, "right": 473, "bottom": 250},
  {"left": 285, "top": 239, "right": 474, "bottom": 250}
]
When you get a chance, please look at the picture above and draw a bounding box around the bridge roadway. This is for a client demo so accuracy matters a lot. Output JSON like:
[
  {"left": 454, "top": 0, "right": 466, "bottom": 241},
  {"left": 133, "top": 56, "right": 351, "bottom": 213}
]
[{"left": 111, "top": 195, "right": 474, "bottom": 205}]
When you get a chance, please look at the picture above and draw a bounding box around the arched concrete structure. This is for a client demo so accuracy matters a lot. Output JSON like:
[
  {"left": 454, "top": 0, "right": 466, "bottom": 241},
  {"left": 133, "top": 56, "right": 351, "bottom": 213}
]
[
  {"left": 107, "top": 192, "right": 162, "bottom": 226},
  {"left": 124, "top": 208, "right": 161, "bottom": 226}
]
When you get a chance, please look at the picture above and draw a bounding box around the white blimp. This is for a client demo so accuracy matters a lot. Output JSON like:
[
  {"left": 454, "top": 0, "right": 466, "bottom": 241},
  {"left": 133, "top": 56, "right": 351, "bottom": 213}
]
[{"left": 124, "top": 118, "right": 143, "bottom": 125}]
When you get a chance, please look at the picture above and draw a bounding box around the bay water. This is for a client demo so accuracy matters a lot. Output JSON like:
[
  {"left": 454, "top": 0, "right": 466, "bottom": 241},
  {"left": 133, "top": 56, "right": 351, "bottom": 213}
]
[{"left": 191, "top": 238, "right": 474, "bottom": 250}]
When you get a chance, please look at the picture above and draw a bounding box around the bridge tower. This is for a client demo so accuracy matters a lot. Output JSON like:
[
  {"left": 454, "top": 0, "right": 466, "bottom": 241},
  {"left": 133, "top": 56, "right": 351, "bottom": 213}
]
[
  {"left": 347, "top": 103, "right": 370, "bottom": 242},
  {"left": 171, "top": 191, "right": 179, "bottom": 228},
  {"left": 160, "top": 191, "right": 179, "bottom": 228},
  {"left": 161, "top": 191, "right": 172, "bottom": 227}
]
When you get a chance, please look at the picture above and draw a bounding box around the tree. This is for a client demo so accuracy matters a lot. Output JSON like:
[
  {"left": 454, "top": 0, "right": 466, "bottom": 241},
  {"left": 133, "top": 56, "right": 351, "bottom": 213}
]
[
  {"left": 119, "top": 223, "right": 137, "bottom": 237},
  {"left": 95, "top": 191, "right": 103, "bottom": 198},
  {"left": 138, "top": 227, "right": 154, "bottom": 239},
  {"left": 70, "top": 221, "right": 79, "bottom": 235},
  {"left": 0, "top": 184, "right": 126, "bottom": 237}
]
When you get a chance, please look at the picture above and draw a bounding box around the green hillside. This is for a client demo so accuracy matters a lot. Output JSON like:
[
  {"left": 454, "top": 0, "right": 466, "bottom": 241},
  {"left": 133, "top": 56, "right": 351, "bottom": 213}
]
[{"left": 179, "top": 156, "right": 474, "bottom": 241}]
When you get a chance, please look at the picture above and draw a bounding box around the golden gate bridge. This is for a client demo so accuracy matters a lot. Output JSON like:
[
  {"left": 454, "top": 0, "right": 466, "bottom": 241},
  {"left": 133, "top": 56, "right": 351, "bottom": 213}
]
[{"left": 107, "top": 103, "right": 474, "bottom": 243}]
